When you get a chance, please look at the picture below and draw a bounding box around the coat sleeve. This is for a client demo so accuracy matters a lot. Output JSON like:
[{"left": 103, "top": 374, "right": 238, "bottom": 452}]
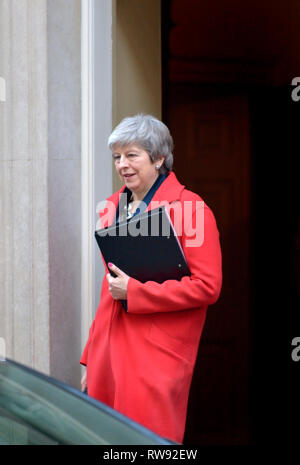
[
  {"left": 80, "top": 320, "right": 95, "bottom": 366},
  {"left": 127, "top": 205, "right": 222, "bottom": 314}
]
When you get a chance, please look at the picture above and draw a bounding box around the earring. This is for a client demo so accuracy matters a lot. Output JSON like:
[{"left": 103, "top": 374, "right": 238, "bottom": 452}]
[{"left": 155, "top": 165, "right": 160, "bottom": 170}]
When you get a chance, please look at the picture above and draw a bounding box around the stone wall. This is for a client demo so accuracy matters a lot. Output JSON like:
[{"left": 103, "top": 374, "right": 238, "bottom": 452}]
[{"left": 0, "top": 0, "right": 82, "bottom": 389}]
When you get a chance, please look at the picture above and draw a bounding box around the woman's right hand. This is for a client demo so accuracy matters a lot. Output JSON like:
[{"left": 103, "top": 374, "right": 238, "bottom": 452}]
[{"left": 81, "top": 368, "right": 87, "bottom": 392}]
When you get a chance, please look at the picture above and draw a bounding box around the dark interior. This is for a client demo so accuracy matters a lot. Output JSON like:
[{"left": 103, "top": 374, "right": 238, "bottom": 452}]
[{"left": 162, "top": 0, "right": 300, "bottom": 445}]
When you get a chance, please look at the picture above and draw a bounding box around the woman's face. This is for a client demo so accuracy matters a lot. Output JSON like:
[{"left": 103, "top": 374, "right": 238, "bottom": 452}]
[{"left": 113, "top": 144, "right": 164, "bottom": 199}]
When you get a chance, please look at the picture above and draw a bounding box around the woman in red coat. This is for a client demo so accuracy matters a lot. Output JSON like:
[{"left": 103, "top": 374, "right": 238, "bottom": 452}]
[{"left": 80, "top": 114, "right": 222, "bottom": 443}]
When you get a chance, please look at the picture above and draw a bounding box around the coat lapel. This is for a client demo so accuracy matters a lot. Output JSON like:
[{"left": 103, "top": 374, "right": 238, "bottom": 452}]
[{"left": 146, "top": 171, "right": 185, "bottom": 209}]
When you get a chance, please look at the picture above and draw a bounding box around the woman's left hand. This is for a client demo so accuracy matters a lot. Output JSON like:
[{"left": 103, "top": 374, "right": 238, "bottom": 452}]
[{"left": 106, "top": 263, "right": 130, "bottom": 300}]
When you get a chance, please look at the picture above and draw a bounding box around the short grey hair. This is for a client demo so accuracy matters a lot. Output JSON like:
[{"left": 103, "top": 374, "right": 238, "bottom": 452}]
[{"left": 108, "top": 114, "right": 174, "bottom": 174}]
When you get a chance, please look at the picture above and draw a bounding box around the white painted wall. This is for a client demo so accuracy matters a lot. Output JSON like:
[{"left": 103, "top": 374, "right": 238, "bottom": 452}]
[
  {"left": 81, "top": 0, "right": 114, "bottom": 358},
  {"left": 113, "top": 0, "right": 162, "bottom": 191},
  {"left": 0, "top": 76, "right": 5, "bottom": 101},
  {"left": 81, "top": 0, "right": 162, "bottom": 373}
]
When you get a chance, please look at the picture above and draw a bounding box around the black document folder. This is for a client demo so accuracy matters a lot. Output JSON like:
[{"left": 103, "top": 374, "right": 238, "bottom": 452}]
[{"left": 94, "top": 206, "right": 191, "bottom": 284}]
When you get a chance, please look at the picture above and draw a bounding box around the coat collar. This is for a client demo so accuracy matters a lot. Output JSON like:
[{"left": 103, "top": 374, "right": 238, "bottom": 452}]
[{"left": 107, "top": 171, "right": 185, "bottom": 207}]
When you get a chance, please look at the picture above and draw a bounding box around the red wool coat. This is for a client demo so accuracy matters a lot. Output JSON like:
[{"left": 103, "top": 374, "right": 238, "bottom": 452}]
[{"left": 80, "top": 172, "right": 222, "bottom": 443}]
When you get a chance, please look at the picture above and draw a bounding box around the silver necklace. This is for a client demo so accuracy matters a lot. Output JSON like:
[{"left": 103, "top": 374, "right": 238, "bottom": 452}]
[{"left": 123, "top": 195, "right": 134, "bottom": 219}]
